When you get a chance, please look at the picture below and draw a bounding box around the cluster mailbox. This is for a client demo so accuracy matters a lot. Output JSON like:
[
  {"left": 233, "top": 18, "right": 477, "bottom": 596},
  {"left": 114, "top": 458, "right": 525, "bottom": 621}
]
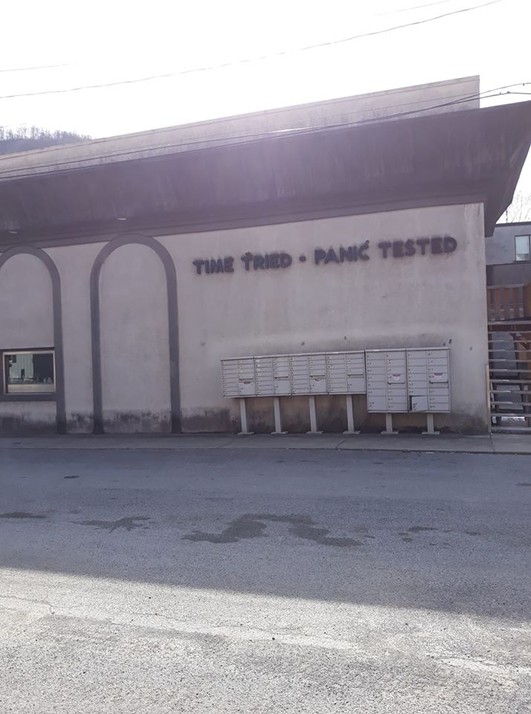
[
  {"left": 221, "top": 351, "right": 367, "bottom": 399},
  {"left": 365, "top": 348, "right": 450, "bottom": 414},
  {"left": 221, "top": 347, "right": 450, "bottom": 434}
]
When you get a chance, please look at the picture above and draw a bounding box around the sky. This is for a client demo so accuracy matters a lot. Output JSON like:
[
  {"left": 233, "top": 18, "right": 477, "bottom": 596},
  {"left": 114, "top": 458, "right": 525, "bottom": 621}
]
[{"left": 1, "top": 0, "right": 530, "bottom": 196}]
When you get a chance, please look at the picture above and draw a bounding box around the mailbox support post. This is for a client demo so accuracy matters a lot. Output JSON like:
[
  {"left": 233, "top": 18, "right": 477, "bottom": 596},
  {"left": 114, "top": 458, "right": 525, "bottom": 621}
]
[
  {"left": 343, "top": 395, "right": 360, "bottom": 434},
  {"left": 272, "top": 397, "right": 287, "bottom": 435},
  {"left": 238, "top": 399, "right": 253, "bottom": 435},
  {"left": 307, "top": 396, "right": 322, "bottom": 434},
  {"left": 422, "top": 413, "right": 439, "bottom": 435},
  {"left": 382, "top": 413, "right": 399, "bottom": 435}
]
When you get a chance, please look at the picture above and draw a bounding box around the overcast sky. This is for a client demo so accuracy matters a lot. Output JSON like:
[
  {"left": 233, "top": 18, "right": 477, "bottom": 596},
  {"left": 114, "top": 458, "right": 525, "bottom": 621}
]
[{"left": 1, "top": 0, "right": 530, "bottom": 194}]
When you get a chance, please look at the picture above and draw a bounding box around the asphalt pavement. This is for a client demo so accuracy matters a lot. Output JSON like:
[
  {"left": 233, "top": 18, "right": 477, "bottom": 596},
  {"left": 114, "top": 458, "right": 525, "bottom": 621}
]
[{"left": 0, "top": 445, "right": 530, "bottom": 713}]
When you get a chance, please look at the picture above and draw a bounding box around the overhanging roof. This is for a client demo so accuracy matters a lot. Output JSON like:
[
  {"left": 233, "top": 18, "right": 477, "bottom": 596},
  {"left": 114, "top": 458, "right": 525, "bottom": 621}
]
[{"left": 0, "top": 99, "right": 530, "bottom": 244}]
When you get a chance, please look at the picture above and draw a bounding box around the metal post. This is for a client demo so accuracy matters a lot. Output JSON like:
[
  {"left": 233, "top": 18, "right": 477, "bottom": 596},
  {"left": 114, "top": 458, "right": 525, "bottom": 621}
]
[
  {"left": 272, "top": 397, "right": 287, "bottom": 434},
  {"left": 343, "top": 395, "right": 359, "bottom": 434},
  {"left": 307, "top": 396, "right": 322, "bottom": 434},
  {"left": 381, "top": 413, "right": 398, "bottom": 435},
  {"left": 238, "top": 399, "right": 253, "bottom": 435},
  {"left": 422, "top": 413, "right": 439, "bottom": 435}
]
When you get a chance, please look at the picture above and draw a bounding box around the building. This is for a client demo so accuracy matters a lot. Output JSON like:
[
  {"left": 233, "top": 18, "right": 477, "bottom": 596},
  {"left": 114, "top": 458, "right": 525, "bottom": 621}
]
[
  {"left": 0, "top": 77, "right": 530, "bottom": 435},
  {"left": 485, "top": 221, "right": 531, "bottom": 430},
  {"left": 486, "top": 221, "right": 531, "bottom": 286}
]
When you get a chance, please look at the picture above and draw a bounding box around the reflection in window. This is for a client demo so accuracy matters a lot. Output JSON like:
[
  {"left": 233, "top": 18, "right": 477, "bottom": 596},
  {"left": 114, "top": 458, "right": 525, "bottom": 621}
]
[
  {"left": 515, "top": 235, "right": 531, "bottom": 262},
  {"left": 3, "top": 351, "right": 55, "bottom": 394}
]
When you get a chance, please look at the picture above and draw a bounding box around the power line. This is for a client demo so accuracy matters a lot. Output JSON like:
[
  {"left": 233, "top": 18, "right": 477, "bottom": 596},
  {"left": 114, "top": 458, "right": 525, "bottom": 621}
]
[
  {"left": 0, "top": 0, "right": 503, "bottom": 101},
  {"left": 0, "top": 63, "right": 74, "bottom": 74},
  {"left": 377, "top": 0, "right": 457, "bottom": 16},
  {"left": 0, "top": 83, "right": 527, "bottom": 181}
]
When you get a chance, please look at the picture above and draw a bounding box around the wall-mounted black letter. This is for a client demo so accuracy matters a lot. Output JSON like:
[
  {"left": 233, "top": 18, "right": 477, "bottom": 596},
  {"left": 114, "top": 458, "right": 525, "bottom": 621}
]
[
  {"left": 324, "top": 248, "right": 339, "bottom": 264},
  {"left": 314, "top": 249, "right": 326, "bottom": 265},
  {"left": 443, "top": 236, "right": 457, "bottom": 253},
  {"left": 241, "top": 252, "right": 253, "bottom": 271},
  {"left": 415, "top": 238, "right": 430, "bottom": 255},
  {"left": 193, "top": 259, "right": 205, "bottom": 275},
  {"left": 404, "top": 239, "right": 416, "bottom": 256},
  {"left": 378, "top": 241, "right": 392, "bottom": 258},
  {"left": 339, "top": 246, "right": 356, "bottom": 262},
  {"left": 430, "top": 236, "right": 443, "bottom": 254},
  {"left": 358, "top": 240, "right": 370, "bottom": 261},
  {"left": 280, "top": 253, "right": 292, "bottom": 268},
  {"left": 253, "top": 254, "right": 265, "bottom": 270},
  {"left": 392, "top": 240, "right": 404, "bottom": 258}
]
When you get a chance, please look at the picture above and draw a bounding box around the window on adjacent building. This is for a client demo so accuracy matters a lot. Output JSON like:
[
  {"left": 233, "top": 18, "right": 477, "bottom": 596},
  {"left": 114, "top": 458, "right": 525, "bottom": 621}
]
[
  {"left": 2, "top": 350, "right": 55, "bottom": 394},
  {"left": 515, "top": 235, "right": 531, "bottom": 262}
]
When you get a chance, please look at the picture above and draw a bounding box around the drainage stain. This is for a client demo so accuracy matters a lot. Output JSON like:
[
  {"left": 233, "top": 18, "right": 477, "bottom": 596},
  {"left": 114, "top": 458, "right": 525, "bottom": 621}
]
[
  {"left": 516, "top": 482, "right": 531, "bottom": 487},
  {"left": 77, "top": 516, "right": 150, "bottom": 532},
  {"left": 408, "top": 526, "right": 438, "bottom": 533},
  {"left": 64, "top": 475, "right": 80, "bottom": 480},
  {"left": 184, "top": 517, "right": 267, "bottom": 543},
  {"left": 0, "top": 511, "right": 46, "bottom": 520},
  {"left": 289, "top": 523, "right": 362, "bottom": 547},
  {"left": 183, "top": 513, "right": 361, "bottom": 547}
]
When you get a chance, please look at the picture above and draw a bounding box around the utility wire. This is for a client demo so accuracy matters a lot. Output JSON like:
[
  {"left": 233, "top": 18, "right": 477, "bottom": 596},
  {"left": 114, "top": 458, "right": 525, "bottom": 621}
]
[
  {"left": 0, "top": 0, "right": 502, "bottom": 101},
  {"left": 0, "top": 63, "right": 74, "bottom": 74},
  {"left": 377, "top": 0, "right": 456, "bottom": 15},
  {"left": 0, "top": 83, "right": 527, "bottom": 181}
]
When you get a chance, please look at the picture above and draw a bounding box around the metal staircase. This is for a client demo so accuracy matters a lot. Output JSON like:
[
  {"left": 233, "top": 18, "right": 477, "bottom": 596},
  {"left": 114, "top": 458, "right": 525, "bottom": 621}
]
[{"left": 487, "top": 284, "right": 531, "bottom": 432}]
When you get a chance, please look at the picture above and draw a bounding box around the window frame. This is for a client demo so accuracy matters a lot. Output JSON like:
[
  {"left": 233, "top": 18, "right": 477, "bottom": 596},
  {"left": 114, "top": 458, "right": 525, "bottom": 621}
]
[
  {"left": 514, "top": 234, "right": 531, "bottom": 262},
  {"left": 1, "top": 348, "right": 56, "bottom": 400}
]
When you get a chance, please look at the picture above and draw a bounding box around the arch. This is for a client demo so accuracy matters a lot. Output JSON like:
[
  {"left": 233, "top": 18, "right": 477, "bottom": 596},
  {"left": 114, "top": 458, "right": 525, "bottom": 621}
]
[
  {"left": 0, "top": 245, "right": 66, "bottom": 433},
  {"left": 90, "top": 234, "right": 180, "bottom": 434}
]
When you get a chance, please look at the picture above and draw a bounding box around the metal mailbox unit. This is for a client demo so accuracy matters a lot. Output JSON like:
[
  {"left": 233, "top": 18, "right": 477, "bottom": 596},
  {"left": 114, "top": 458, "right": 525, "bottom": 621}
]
[
  {"left": 221, "top": 351, "right": 367, "bottom": 434},
  {"left": 222, "top": 347, "right": 450, "bottom": 435},
  {"left": 365, "top": 347, "right": 450, "bottom": 434}
]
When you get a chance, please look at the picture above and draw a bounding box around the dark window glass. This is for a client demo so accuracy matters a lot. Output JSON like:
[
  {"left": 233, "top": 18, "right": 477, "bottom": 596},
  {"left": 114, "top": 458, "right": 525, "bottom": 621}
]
[{"left": 3, "top": 351, "right": 55, "bottom": 394}]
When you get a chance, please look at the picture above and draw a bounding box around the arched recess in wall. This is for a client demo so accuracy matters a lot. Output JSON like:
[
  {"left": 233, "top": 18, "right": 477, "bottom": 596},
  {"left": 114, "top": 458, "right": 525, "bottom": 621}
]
[
  {"left": 90, "top": 234, "right": 180, "bottom": 434},
  {"left": 0, "top": 246, "right": 66, "bottom": 433}
]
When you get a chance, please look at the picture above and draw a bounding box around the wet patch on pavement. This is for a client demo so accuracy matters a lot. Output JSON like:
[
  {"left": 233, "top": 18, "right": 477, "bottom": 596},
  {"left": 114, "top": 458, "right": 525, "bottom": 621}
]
[
  {"left": 0, "top": 511, "right": 46, "bottom": 520},
  {"left": 183, "top": 513, "right": 362, "bottom": 546},
  {"left": 76, "top": 516, "right": 150, "bottom": 532}
]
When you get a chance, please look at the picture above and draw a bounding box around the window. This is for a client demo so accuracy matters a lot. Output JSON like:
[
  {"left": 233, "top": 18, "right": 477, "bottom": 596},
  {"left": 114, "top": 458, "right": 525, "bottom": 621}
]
[
  {"left": 515, "top": 235, "right": 531, "bottom": 262},
  {"left": 2, "top": 350, "right": 55, "bottom": 394}
]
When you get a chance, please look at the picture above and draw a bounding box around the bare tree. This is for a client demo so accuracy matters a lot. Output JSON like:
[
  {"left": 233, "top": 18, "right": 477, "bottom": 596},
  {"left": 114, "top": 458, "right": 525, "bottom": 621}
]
[
  {"left": 0, "top": 126, "right": 90, "bottom": 155},
  {"left": 503, "top": 190, "right": 531, "bottom": 223}
]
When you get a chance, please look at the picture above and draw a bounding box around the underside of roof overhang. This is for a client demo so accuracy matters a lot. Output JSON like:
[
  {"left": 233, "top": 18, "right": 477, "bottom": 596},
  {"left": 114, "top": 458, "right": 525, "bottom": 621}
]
[{"left": 0, "top": 100, "right": 530, "bottom": 246}]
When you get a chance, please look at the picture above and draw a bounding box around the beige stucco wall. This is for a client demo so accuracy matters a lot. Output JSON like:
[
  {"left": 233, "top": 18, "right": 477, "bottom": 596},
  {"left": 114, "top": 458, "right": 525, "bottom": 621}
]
[
  {"left": 0, "top": 253, "right": 53, "bottom": 347},
  {"left": 159, "top": 202, "right": 488, "bottom": 432},
  {"left": 0, "top": 202, "right": 489, "bottom": 433},
  {"left": 99, "top": 243, "right": 171, "bottom": 432},
  {"left": 48, "top": 242, "right": 104, "bottom": 432},
  {"left": 0, "top": 253, "right": 56, "bottom": 431}
]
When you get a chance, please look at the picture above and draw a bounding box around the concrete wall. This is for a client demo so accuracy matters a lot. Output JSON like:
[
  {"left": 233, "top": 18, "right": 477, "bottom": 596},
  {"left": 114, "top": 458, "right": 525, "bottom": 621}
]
[
  {"left": 0, "top": 202, "right": 490, "bottom": 433},
  {"left": 99, "top": 243, "right": 171, "bottom": 432},
  {"left": 0, "top": 253, "right": 56, "bottom": 432},
  {"left": 159, "top": 203, "right": 488, "bottom": 433}
]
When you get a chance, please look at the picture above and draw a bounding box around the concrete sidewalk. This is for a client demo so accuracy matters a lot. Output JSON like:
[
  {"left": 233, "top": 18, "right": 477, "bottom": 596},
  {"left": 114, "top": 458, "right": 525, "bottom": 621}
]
[{"left": 1, "top": 431, "right": 531, "bottom": 454}]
